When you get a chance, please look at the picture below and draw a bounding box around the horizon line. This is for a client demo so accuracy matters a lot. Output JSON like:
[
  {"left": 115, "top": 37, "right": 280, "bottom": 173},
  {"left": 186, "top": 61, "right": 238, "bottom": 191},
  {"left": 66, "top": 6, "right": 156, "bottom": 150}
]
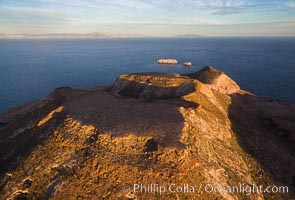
[{"left": 1, "top": 32, "right": 295, "bottom": 39}]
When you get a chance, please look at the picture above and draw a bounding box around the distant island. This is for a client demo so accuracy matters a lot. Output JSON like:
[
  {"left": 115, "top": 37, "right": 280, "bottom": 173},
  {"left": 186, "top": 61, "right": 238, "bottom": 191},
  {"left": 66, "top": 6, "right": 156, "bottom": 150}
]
[
  {"left": 157, "top": 59, "right": 192, "bottom": 66},
  {"left": 0, "top": 33, "right": 206, "bottom": 39},
  {"left": 173, "top": 34, "right": 203, "bottom": 38},
  {"left": 157, "top": 59, "right": 178, "bottom": 64},
  {"left": 0, "top": 32, "right": 146, "bottom": 39}
]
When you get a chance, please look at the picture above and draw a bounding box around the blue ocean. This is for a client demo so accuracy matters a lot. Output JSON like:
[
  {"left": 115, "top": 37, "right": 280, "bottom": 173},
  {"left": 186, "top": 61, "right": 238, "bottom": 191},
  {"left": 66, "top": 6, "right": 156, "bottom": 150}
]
[{"left": 0, "top": 37, "right": 294, "bottom": 112}]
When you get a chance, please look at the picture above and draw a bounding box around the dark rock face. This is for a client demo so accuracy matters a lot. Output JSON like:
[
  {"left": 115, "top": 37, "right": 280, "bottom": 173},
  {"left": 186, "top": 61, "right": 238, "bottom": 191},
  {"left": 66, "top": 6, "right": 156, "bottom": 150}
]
[
  {"left": 144, "top": 139, "right": 158, "bottom": 152},
  {"left": 12, "top": 191, "right": 28, "bottom": 200},
  {"left": 0, "top": 123, "right": 5, "bottom": 129},
  {"left": 21, "top": 178, "right": 32, "bottom": 189},
  {"left": 111, "top": 72, "right": 196, "bottom": 100}
]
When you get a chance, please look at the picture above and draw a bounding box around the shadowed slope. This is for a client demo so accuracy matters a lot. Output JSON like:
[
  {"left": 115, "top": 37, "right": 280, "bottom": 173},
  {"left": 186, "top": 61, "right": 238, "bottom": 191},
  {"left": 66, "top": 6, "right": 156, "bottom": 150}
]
[{"left": 229, "top": 92, "right": 295, "bottom": 198}]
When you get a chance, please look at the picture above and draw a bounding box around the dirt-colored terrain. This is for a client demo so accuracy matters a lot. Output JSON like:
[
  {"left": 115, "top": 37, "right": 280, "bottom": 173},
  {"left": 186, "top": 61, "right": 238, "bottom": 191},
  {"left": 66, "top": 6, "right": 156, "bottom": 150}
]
[{"left": 0, "top": 66, "right": 294, "bottom": 199}]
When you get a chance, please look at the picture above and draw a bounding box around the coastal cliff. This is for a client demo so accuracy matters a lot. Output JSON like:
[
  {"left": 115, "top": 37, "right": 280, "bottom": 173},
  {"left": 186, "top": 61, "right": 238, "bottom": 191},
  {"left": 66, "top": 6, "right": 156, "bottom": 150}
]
[{"left": 0, "top": 66, "right": 294, "bottom": 200}]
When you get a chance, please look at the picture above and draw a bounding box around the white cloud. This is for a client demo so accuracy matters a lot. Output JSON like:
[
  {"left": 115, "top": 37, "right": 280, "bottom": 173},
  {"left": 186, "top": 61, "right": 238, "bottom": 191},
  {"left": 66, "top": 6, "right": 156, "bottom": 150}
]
[
  {"left": 286, "top": 1, "right": 295, "bottom": 8},
  {"left": 193, "top": 0, "right": 253, "bottom": 15},
  {"left": 195, "top": 0, "right": 249, "bottom": 8},
  {"left": 1, "top": 0, "right": 294, "bottom": 36}
]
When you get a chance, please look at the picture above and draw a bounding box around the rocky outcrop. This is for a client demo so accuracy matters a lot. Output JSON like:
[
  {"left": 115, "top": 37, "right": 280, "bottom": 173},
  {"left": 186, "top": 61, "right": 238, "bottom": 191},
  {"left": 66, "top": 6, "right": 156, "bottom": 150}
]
[
  {"left": 186, "top": 66, "right": 240, "bottom": 94},
  {"left": 157, "top": 59, "right": 178, "bottom": 64},
  {"left": 183, "top": 61, "right": 192, "bottom": 66},
  {"left": 0, "top": 66, "right": 294, "bottom": 200},
  {"left": 111, "top": 72, "right": 195, "bottom": 100}
]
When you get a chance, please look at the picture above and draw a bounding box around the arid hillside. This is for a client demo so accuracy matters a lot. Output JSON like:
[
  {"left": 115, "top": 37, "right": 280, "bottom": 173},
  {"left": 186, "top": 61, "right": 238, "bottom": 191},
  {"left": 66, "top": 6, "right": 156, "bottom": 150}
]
[{"left": 0, "top": 66, "right": 294, "bottom": 200}]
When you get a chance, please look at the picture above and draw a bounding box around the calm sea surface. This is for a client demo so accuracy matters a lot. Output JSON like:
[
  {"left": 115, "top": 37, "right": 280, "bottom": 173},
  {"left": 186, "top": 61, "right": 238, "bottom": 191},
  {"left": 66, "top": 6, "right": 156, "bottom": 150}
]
[{"left": 0, "top": 37, "right": 294, "bottom": 112}]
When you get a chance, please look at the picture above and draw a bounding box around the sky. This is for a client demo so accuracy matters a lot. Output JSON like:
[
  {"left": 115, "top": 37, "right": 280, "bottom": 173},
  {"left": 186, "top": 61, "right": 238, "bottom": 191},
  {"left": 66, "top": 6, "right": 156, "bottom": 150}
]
[{"left": 0, "top": 0, "right": 295, "bottom": 37}]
